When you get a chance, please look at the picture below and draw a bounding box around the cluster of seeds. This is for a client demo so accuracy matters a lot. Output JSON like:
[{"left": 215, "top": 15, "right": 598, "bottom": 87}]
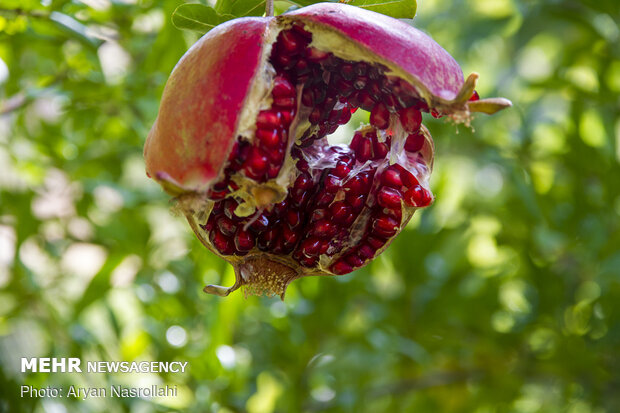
[{"left": 201, "top": 24, "right": 434, "bottom": 275}]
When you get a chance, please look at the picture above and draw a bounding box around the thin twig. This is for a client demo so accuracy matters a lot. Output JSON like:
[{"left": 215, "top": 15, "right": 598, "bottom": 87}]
[{"left": 265, "top": 0, "right": 274, "bottom": 17}]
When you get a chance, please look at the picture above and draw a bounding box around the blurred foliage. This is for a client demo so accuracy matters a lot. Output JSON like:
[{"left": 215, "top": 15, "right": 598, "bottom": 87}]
[
  {"left": 171, "top": 0, "right": 416, "bottom": 34},
  {"left": 1, "top": 0, "right": 619, "bottom": 412}
]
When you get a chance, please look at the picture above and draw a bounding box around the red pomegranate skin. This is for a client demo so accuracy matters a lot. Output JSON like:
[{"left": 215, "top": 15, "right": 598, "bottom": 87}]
[
  {"left": 285, "top": 4, "right": 464, "bottom": 100},
  {"left": 144, "top": 19, "right": 268, "bottom": 192}
]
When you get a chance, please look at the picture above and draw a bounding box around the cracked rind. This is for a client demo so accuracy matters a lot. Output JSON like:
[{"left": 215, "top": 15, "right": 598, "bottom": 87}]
[
  {"left": 282, "top": 4, "right": 462, "bottom": 104},
  {"left": 282, "top": 4, "right": 511, "bottom": 123},
  {"left": 145, "top": 3, "right": 510, "bottom": 297},
  {"left": 144, "top": 18, "right": 272, "bottom": 194}
]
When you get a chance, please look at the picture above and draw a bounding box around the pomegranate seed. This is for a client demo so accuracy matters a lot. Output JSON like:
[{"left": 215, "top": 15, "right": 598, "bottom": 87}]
[
  {"left": 234, "top": 141, "right": 250, "bottom": 166},
  {"left": 235, "top": 228, "right": 255, "bottom": 251},
  {"left": 367, "top": 236, "right": 385, "bottom": 249},
  {"left": 286, "top": 210, "right": 301, "bottom": 228},
  {"left": 324, "top": 174, "right": 341, "bottom": 193},
  {"left": 333, "top": 76, "right": 354, "bottom": 96},
  {"left": 272, "top": 75, "right": 295, "bottom": 97},
  {"left": 353, "top": 76, "right": 368, "bottom": 90},
  {"left": 319, "top": 241, "right": 329, "bottom": 254},
  {"left": 359, "top": 244, "right": 375, "bottom": 260},
  {"left": 346, "top": 193, "right": 365, "bottom": 211},
  {"left": 282, "top": 226, "right": 299, "bottom": 247},
  {"left": 370, "top": 102, "right": 390, "bottom": 129},
  {"left": 256, "top": 128, "right": 280, "bottom": 148},
  {"left": 355, "top": 137, "right": 373, "bottom": 162},
  {"left": 395, "top": 166, "right": 419, "bottom": 188},
  {"left": 309, "top": 107, "right": 322, "bottom": 124},
  {"left": 384, "top": 204, "right": 402, "bottom": 220},
  {"left": 338, "top": 108, "right": 352, "bottom": 124},
  {"left": 346, "top": 254, "right": 364, "bottom": 268},
  {"left": 250, "top": 214, "right": 269, "bottom": 231},
  {"left": 398, "top": 107, "right": 422, "bottom": 132},
  {"left": 346, "top": 172, "right": 371, "bottom": 194},
  {"left": 311, "top": 220, "right": 336, "bottom": 238},
  {"left": 469, "top": 90, "right": 480, "bottom": 101},
  {"left": 217, "top": 216, "right": 236, "bottom": 236},
  {"left": 267, "top": 164, "right": 281, "bottom": 179},
  {"left": 330, "top": 201, "right": 351, "bottom": 224},
  {"left": 306, "top": 47, "right": 330, "bottom": 62},
  {"left": 273, "top": 96, "right": 296, "bottom": 108},
  {"left": 266, "top": 147, "right": 284, "bottom": 163},
  {"left": 207, "top": 188, "right": 228, "bottom": 200},
  {"left": 333, "top": 161, "right": 351, "bottom": 178},
  {"left": 273, "top": 52, "right": 294, "bottom": 69},
  {"left": 212, "top": 231, "right": 234, "bottom": 255},
  {"left": 331, "top": 260, "right": 353, "bottom": 275},
  {"left": 224, "top": 199, "right": 239, "bottom": 220},
  {"left": 404, "top": 186, "right": 433, "bottom": 207},
  {"left": 291, "top": 24, "right": 311, "bottom": 39},
  {"left": 256, "top": 110, "right": 280, "bottom": 129},
  {"left": 294, "top": 173, "right": 312, "bottom": 190},
  {"left": 384, "top": 93, "right": 399, "bottom": 109},
  {"left": 310, "top": 208, "right": 327, "bottom": 222},
  {"left": 404, "top": 132, "right": 424, "bottom": 152},
  {"left": 299, "top": 255, "right": 318, "bottom": 267},
  {"left": 354, "top": 62, "right": 368, "bottom": 76},
  {"left": 292, "top": 190, "right": 309, "bottom": 207},
  {"left": 274, "top": 200, "right": 288, "bottom": 214},
  {"left": 280, "top": 110, "right": 294, "bottom": 125},
  {"left": 328, "top": 108, "right": 342, "bottom": 124},
  {"left": 372, "top": 215, "right": 399, "bottom": 238},
  {"left": 201, "top": 216, "right": 215, "bottom": 232},
  {"left": 295, "top": 58, "right": 309, "bottom": 74},
  {"left": 227, "top": 141, "right": 240, "bottom": 162},
  {"left": 369, "top": 65, "right": 385, "bottom": 80},
  {"left": 244, "top": 147, "right": 268, "bottom": 177},
  {"left": 350, "top": 132, "right": 363, "bottom": 152},
  {"left": 341, "top": 63, "right": 355, "bottom": 80},
  {"left": 377, "top": 186, "right": 403, "bottom": 208},
  {"left": 301, "top": 237, "right": 321, "bottom": 257},
  {"left": 301, "top": 88, "right": 314, "bottom": 106},
  {"left": 315, "top": 191, "right": 335, "bottom": 207},
  {"left": 372, "top": 139, "right": 389, "bottom": 159},
  {"left": 257, "top": 227, "right": 279, "bottom": 251},
  {"left": 279, "top": 30, "right": 305, "bottom": 53}
]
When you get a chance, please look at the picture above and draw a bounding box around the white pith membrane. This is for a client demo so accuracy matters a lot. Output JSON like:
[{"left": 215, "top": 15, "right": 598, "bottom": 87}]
[{"left": 180, "top": 22, "right": 460, "bottom": 298}]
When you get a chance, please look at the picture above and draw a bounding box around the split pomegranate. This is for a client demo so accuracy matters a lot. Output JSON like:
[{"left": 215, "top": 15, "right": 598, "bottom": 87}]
[{"left": 144, "top": 3, "right": 511, "bottom": 298}]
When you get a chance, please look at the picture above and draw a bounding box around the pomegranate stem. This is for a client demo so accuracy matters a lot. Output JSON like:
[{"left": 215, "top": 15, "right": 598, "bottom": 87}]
[{"left": 265, "top": 0, "right": 274, "bottom": 17}]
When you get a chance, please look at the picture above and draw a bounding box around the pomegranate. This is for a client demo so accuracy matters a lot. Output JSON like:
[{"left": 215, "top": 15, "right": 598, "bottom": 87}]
[{"left": 144, "top": 3, "right": 510, "bottom": 298}]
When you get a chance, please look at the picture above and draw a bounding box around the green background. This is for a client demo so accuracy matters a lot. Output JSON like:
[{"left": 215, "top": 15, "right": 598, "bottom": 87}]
[{"left": 1, "top": 0, "right": 619, "bottom": 411}]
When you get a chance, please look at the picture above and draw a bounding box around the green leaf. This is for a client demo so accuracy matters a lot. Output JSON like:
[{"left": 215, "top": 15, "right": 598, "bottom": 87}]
[
  {"left": 231, "top": 0, "right": 267, "bottom": 17},
  {"left": 49, "top": 11, "right": 103, "bottom": 48},
  {"left": 279, "top": 0, "right": 416, "bottom": 19},
  {"left": 171, "top": 3, "right": 235, "bottom": 34},
  {"left": 347, "top": 0, "right": 417, "bottom": 19},
  {"left": 215, "top": 0, "right": 268, "bottom": 17}
]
